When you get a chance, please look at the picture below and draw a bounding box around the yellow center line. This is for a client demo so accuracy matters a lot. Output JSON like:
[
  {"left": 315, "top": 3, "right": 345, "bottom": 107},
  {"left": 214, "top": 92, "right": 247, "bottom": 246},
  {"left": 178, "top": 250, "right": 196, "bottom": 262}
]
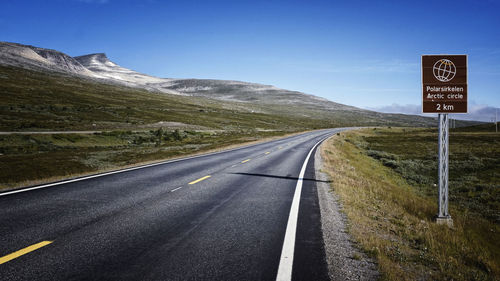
[
  {"left": 0, "top": 241, "right": 53, "bottom": 265},
  {"left": 265, "top": 152, "right": 270, "bottom": 154},
  {"left": 241, "top": 159, "right": 251, "bottom": 163},
  {"left": 188, "top": 175, "right": 211, "bottom": 185}
]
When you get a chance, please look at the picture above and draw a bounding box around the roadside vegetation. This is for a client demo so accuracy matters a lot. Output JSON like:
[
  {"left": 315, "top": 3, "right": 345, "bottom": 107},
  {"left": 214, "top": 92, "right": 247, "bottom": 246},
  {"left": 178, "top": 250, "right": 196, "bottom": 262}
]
[
  {"left": 0, "top": 129, "right": 288, "bottom": 189},
  {"left": 321, "top": 126, "right": 499, "bottom": 281}
]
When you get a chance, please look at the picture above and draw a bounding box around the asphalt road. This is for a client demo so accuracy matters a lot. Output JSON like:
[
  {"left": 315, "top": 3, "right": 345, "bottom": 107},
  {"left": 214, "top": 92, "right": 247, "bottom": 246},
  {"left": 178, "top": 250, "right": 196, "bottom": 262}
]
[{"left": 0, "top": 128, "right": 351, "bottom": 281}]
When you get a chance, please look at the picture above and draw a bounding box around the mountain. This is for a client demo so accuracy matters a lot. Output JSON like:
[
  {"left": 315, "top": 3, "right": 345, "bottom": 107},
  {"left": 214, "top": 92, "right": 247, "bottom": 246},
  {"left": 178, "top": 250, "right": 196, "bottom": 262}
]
[
  {"left": 73, "top": 53, "right": 182, "bottom": 95},
  {"left": 0, "top": 42, "right": 97, "bottom": 77},
  {"left": 0, "top": 42, "right": 356, "bottom": 112},
  {"left": 73, "top": 51, "right": 359, "bottom": 112},
  {"left": 1, "top": 41, "right": 466, "bottom": 131}
]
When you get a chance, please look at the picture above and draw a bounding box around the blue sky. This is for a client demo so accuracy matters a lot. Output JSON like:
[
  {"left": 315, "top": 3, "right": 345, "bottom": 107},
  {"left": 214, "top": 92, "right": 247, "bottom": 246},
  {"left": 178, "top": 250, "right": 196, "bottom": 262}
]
[{"left": 1, "top": 0, "right": 499, "bottom": 120}]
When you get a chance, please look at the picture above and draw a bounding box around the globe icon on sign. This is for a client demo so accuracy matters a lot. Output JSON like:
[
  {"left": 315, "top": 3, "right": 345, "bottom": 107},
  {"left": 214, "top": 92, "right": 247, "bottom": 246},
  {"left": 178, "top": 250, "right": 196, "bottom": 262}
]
[{"left": 433, "top": 59, "right": 456, "bottom": 82}]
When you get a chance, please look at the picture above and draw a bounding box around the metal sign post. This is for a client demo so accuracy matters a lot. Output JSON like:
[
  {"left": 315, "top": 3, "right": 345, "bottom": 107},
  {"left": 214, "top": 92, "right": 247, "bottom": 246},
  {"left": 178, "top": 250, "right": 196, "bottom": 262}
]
[
  {"left": 437, "top": 113, "right": 452, "bottom": 225},
  {"left": 422, "top": 54, "right": 467, "bottom": 226}
]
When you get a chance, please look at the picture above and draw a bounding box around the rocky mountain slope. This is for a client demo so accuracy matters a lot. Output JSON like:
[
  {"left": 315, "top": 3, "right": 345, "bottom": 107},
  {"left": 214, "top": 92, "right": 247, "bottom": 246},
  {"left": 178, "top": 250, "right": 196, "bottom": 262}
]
[
  {"left": 0, "top": 42, "right": 96, "bottom": 77},
  {"left": 73, "top": 51, "right": 359, "bottom": 113}
]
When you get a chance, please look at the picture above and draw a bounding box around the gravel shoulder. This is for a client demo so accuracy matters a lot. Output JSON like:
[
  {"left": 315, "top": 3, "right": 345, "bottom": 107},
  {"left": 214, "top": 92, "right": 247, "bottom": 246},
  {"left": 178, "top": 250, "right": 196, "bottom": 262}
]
[{"left": 315, "top": 144, "right": 379, "bottom": 281}]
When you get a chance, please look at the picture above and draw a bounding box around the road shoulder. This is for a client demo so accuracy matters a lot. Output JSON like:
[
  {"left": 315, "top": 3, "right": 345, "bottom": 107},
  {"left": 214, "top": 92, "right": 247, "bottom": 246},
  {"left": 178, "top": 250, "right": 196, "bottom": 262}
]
[{"left": 314, "top": 143, "right": 379, "bottom": 281}]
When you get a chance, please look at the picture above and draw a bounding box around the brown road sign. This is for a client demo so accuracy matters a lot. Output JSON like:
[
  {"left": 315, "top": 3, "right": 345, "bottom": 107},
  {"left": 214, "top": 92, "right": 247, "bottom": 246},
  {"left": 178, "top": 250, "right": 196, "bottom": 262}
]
[{"left": 422, "top": 55, "right": 467, "bottom": 113}]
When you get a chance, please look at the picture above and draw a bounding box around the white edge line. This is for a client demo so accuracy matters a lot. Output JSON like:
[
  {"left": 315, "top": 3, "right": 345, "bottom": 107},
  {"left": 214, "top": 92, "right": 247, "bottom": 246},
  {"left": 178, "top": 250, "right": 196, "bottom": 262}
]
[
  {"left": 275, "top": 133, "right": 334, "bottom": 281},
  {"left": 170, "top": 186, "right": 183, "bottom": 192},
  {"left": 0, "top": 130, "right": 332, "bottom": 197}
]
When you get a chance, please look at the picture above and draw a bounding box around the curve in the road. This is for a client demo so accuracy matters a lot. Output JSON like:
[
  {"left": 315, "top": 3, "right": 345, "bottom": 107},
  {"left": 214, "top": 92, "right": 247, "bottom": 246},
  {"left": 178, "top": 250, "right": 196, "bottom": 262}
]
[{"left": 0, "top": 128, "right": 353, "bottom": 281}]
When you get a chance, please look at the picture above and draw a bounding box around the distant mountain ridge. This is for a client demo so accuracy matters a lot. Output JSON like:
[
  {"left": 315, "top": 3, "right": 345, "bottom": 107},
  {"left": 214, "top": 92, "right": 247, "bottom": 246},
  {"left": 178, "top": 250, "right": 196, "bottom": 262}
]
[
  {"left": 73, "top": 51, "right": 359, "bottom": 112},
  {"left": 0, "top": 41, "right": 359, "bottom": 111}
]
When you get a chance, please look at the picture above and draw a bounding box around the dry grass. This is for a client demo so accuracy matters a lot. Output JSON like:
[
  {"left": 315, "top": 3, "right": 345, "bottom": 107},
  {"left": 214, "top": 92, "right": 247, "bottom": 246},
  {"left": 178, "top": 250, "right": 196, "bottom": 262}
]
[{"left": 320, "top": 130, "right": 500, "bottom": 281}]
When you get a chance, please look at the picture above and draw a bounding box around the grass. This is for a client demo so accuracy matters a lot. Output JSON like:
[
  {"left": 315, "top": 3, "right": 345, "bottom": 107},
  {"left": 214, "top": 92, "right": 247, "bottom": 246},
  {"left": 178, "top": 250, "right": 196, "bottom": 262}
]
[
  {"left": 320, "top": 127, "right": 499, "bottom": 281},
  {"left": 0, "top": 129, "right": 290, "bottom": 189},
  {"left": 362, "top": 126, "right": 499, "bottom": 223}
]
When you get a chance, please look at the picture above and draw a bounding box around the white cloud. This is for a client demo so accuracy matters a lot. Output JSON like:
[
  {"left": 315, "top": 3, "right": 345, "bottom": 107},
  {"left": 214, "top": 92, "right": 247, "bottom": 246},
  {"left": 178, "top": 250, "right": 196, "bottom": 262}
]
[
  {"left": 367, "top": 103, "right": 422, "bottom": 115},
  {"left": 367, "top": 102, "right": 499, "bottom": 122}
]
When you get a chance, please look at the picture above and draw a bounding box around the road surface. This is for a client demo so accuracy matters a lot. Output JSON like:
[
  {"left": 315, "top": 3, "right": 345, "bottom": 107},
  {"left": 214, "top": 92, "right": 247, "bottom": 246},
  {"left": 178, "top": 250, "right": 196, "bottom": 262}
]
[{"left": 0, "top": 128, "right": 351, "bottom": 281}]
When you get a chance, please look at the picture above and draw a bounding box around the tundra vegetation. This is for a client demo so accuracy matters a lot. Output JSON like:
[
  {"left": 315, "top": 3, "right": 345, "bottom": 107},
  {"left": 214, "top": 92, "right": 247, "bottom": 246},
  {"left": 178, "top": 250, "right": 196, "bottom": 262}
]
[
  {"left": 321, "top": 125, "right": 499, "bottom": 281},
  {"left": 0, "top": 129, "right": 287, "bottom": 188}
]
